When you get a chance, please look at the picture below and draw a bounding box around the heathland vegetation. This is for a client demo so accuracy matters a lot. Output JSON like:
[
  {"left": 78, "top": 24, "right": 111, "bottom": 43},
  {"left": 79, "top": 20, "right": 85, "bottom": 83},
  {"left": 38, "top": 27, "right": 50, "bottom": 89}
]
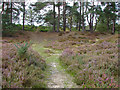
[{"left": 1, "top": 1, "right": 119, "bottom": 88}]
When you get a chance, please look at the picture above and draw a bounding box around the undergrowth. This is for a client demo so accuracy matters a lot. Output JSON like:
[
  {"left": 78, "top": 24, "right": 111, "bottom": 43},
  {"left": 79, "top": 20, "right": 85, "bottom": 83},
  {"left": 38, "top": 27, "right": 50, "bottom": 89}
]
[
  {"left": 47, "top": 31, "right": 118, "bottom": 88},
  {"left": 2, "top": 42, "right": 47, "bottom": 88}
]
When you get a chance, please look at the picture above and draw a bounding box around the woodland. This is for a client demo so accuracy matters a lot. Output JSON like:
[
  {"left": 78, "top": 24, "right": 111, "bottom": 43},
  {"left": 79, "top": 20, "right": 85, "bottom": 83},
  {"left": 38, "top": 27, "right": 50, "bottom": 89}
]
[{"left": 1, "top": 1, "right": 120, "bottom": 88}]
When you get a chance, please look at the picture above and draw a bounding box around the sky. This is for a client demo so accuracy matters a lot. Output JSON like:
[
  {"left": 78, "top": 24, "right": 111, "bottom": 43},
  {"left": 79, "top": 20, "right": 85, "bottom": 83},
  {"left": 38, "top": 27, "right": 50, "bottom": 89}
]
[
  {"left": 19, "top": 2, "right": 73, "bottom": 26},
  {"left": 18, "top": 0, "right": 101, "bottom": 26},
  {"left": 0, "top": 0, "right": 119, "bottom": 26}
]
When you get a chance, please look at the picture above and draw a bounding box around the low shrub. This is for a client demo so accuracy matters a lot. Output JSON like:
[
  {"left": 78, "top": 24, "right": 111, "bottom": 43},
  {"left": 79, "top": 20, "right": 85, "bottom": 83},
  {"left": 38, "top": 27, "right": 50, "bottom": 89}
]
[
  {"left": 58, "top": 32, "right": 118, "bottom": 88},
  {"left": 14, "top": 42, "right": 30, "bottom": 59},
  {"left": 2, "top": 42, "right": 47, "bottom": 88},
  {"left": 39, "top": 29, "right": 48, "bottom": 32}
]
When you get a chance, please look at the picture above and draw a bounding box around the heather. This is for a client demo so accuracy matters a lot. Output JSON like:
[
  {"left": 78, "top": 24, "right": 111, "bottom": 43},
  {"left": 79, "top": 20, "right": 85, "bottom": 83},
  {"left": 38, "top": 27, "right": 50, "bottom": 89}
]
[
  {"left": 1, "top": 30, "right": 119, "bottom": 88},
  {"left": 46, "top": 32, "right": 118, "bottom": 88},
  {"left": 1, "top": 1, "right": 119, "bottom": 88},
  {"left": 2, "top": 41, "right": 46, "bottom": 88}
]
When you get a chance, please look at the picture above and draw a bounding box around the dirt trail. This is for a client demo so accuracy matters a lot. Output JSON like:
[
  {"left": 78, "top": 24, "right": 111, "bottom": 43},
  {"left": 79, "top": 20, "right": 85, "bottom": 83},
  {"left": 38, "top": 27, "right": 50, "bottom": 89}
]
[
  {"left": 30, "top": 32, "right": 79, "bottom": 88},
  {"left": 27, "top": 31, "right": 59, "bottom": 42},
  {"left": 46, "top": 50, "right": 78, "bottom": 88}
]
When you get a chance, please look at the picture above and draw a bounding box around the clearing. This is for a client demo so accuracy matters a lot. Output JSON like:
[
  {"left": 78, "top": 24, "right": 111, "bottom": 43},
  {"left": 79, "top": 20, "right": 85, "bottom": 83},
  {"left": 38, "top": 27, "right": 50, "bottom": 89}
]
[{"left": 30, "top": 32, "right": 79, "bottom": 88}]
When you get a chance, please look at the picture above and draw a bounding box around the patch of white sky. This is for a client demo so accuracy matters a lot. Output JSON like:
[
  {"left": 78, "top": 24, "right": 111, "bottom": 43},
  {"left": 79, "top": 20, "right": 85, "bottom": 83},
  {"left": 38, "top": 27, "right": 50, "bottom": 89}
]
[
  {"left": 19, "top": 0, "right": 102, "bottom": 26},
  {"left": 0, "top": 0, "right": 114, "bottom": 26}
]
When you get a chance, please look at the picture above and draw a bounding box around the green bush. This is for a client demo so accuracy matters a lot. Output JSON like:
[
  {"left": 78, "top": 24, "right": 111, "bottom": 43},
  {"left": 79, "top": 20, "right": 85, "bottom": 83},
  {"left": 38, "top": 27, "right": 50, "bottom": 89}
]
[
  {"left": 24, "top": 25, "right": 36, "bottom": 31},
  {"left": 14, "top": 42, "right": 30, "bottom": 59},
  {"left": 115, "top": 24, "right": 120, "bottom": 33},
  {"left": 96, "top": 23, "right": 108, "bottom": 32},
  {"left": 37, "top": 26, "right": 52, "bottom": 32},
  {"left": 39, "top": 29, "right": 48, "bottom": 32}
]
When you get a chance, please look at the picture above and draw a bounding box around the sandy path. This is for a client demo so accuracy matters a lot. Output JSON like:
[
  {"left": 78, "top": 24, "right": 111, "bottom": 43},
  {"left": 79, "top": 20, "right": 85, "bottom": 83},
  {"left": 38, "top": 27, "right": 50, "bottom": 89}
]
[
  {"left": 30, "top": 32, "right": 79, "bottom": 88},
  {"left": 27, "top": 31, "right": 59, "bottom": 42},
  {"left": 46, "top": 51, "right": 78, "bottom": 88}
]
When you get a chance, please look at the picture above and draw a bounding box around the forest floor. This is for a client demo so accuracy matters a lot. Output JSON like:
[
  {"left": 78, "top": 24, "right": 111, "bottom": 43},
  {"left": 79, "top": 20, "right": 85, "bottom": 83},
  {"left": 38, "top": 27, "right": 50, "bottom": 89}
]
[{"left": 2, "top": 31, "right": 119, "bottom": 88}]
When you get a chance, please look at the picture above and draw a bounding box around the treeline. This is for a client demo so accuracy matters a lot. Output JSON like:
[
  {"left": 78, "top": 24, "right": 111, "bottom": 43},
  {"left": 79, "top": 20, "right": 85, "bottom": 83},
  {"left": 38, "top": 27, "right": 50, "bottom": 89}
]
[{"left": 1, "top": 1, "right": 120, "bottom": 34}]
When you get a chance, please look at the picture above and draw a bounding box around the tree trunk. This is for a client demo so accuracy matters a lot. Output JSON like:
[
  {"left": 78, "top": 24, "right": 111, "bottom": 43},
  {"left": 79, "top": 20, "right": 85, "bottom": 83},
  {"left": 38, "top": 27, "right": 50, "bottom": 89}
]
[
  {"left": 6, "top": 2, "right": 9, "bottom": 14},
  {"left": 76, "top": 21, "right": 78, "bottom": 30},
  {"left": 10, "top": 2, "right": 12, "bottom": 24},
  {"left": 79, "top": 2, "right": 81, "bottom": 31},
  {"left": 57, "top": 3, "right": 60, "bottom": 32},
  {"left": 93, "top": 2, "right": 99, "bottom": 31},
  {"left": 70, "top": 16, "right": 72, "bottom": 31},
  {"left": 90, "top": 23, "right": 93, "bottom": 32},
  {"left": 107, "top": 18, "right": 110, "bottom": 31},
  {"left": 90, "top": 17, "right": 94, "bottom": 32},
  {"left": 91, "top": 2, "right": 94, "bottom": 32},
  {"left": 30, "top": 19, "right": 33, "bottom": 26},
  {"left": 63, "top": 2, "right": 66, "bottom": 31},
  {"left": 53, "top": 2, "right": 56, "bottom": 32},
  {"left": 94, "top": 16, "right": 99, "bottom": 31},
  {"left": 90, "top": 14, "right": 94, "bottom": 32},
  {"left": 112, "top": 19, "right": 115, "bottom": 34},
  {"left": 23, "top": 2, "right": 25, "bottom": 30},
  {"left": 2, "top": 2, "right": 5, "bottom": 13},
  {"left": 2, "top": 2, "right": 5, "bottom": 29},
  {"left": 82, "top": 2, "right": 85, "bottom": 31}
]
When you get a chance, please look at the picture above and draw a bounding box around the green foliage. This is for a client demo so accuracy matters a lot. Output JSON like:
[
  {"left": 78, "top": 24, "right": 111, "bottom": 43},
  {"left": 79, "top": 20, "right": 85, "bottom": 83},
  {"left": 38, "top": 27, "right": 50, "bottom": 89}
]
[
  {"left": 96, "top": 22, "right": 119, "bottom": 33},
  {"left": 118, "top": 44, "right": 120, "bottom": 48},
  {"left": 2, "top": 2, "right": 20, "bottom": 30},
  {"left": 37, "top": 26, "right": 52, "bottom": 32},
  {"left": 96, "top": 23, "right": 108, "bottom": 32},
  {"left": 44, "top": 10, "right": 55, "bottom": 25},
  {"left": 116, "top": 24, "right": 120, "bottom": 32},
  {"left": 2, "top": 30, "right": 16, "bottom": 37},
  {"left": 14, "top": 42, "right": 30, "bottom": 59},
  {"left": 2, "top": 23, "right": 23, "bottom": 37},
  {"left": 2, "top": 14, "right": 11, "bottom": 30},
  {"left": 39, "top": 29, "right": 49, "bottom": 32},
  {"left": 24, "top": 25, "right": 37, "bottom": 31}
]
